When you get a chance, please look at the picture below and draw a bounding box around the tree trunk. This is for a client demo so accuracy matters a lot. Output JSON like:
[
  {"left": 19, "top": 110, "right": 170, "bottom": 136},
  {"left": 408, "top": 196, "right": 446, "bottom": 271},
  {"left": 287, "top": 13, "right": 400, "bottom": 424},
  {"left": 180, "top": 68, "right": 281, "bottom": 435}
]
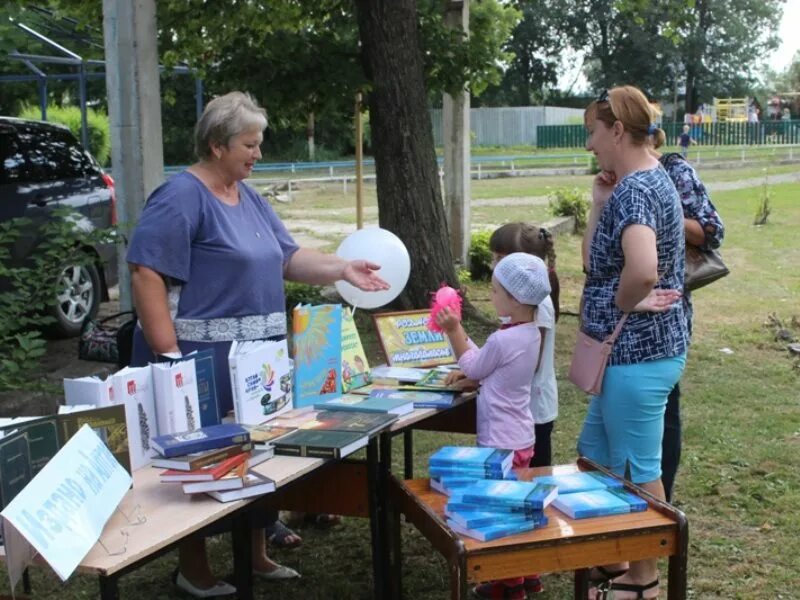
[{"left": 354, "top": 0, "right": 458, "bottom": 310}]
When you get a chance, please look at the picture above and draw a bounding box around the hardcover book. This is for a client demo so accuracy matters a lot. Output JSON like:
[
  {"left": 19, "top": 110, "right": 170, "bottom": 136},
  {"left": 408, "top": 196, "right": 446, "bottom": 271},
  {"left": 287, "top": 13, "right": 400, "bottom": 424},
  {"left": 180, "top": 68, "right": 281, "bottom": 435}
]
[
  {"left": 460, "top": 480, "right": 558, "bottom": 511},
  {"left": 430, "top": 447, "right": 513, "bottom": 474},
  {"left": 63, "top": 375, "right": 114, "bottom": 407},
  {"left": 531, "top": 471, "right": 623, "bottom": 495},
  {"left": 270, "top": 407, "right": 320, "bottom": 429},
  {"left": 151, "top": 423, "right": 250, "bottom": 458},
  {"left": 172, "top": 349, "right": 220, "bottom": 427},
  {"left": 301, "top": 410, "right": 397, "bottom": 437},
  {"left": 244, "top": 423, "right": 296, "bottom": 448},
  {"left": 447, "top": 516, "right": 548, "bottom": 542},
  {"left": 206, "top": 471, "right": 276, "bottom": 502},
  {"left": 369, "top": 388, "right": 455, "bottom": 409},
  {"left": 151, "top": 359, "right": 202, "bottom": 434},
  {"left": 446, "top": 508, "right": 548, "bottom": 530},
  {"left": 58, "top": 404, "right": 131, "bottom": 474},
  {"left": 341, "top": 307, "right": 371, "bottom": 392},
  {"left": 0, "top": 430, "right": 32, "bottom": 512},
  {"left": 182, "top": 460, "right": 249, "bottom": 494},
  {"left": 314, "top": 394, "right": 414, "bottom": 416},
  {"left": 0, "top": 415, "right": 61, "bottom": 475},
  {"left": 414, "top": 368, "right": 460, "bottom": 391},
  {"left": 229, "top": 339, "right": 292, "bottom": 425},
  {"left": 272, "top": 429, "right": 368, "bottom": 460},
  {"left": 369, "top": 365, "right": 429, "bottom": 383},
  {"left": 372, "top": 309, "right": 456, "bottom": 368},
  {"left": 111, "top": 365, "right": 158, "bottom": 471},
  {"left": 151, "top": 442, "right": 254, "bottom": 471},
  {"left": 551, "top": 489, "right": 638, "bottom": 519},
  {"left": 292, "top": 304, "right": 343, "bottom": 407},
  {"left": 160, "top": 451, "right": 250, "bottom": 482}
]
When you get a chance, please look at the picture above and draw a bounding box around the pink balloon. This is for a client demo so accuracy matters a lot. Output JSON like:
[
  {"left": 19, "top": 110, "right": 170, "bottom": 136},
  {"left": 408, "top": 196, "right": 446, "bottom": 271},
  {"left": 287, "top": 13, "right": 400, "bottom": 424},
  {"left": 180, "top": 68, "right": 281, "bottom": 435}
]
[{"left": 428, "top": 285, "right": 462, "bottom": 333}]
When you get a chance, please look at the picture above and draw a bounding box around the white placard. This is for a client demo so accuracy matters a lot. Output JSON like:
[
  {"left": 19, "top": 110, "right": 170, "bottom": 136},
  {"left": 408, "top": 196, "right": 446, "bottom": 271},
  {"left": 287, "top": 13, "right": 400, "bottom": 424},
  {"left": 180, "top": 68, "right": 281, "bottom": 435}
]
[{"left": 1, "top": 424, "right": 132, "bottom": 582}]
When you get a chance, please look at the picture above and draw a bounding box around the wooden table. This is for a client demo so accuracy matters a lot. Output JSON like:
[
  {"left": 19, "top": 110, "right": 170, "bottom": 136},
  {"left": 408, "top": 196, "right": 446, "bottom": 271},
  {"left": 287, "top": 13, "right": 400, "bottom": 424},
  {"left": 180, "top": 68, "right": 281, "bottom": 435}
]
[
  {"left": 389, "top": 457, "right": 688, "bottom": 600},
  {"left": 1, "top": 454, "right": 328, "bottom": 600}
]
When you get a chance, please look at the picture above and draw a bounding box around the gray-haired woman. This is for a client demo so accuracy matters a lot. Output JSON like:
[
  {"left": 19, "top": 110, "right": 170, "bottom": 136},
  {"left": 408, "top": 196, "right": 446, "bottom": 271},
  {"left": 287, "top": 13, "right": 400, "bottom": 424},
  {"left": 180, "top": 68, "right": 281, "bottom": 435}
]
[{"left": 127, "top": 91, "right": 388, "bottom": 597}]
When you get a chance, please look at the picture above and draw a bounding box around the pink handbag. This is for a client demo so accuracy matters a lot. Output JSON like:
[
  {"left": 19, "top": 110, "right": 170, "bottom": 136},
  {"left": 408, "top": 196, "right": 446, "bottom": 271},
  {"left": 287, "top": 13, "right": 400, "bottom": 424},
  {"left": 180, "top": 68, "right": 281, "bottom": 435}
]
[{"left": 568, "top": 314, "right": 628, "bottom": 395}]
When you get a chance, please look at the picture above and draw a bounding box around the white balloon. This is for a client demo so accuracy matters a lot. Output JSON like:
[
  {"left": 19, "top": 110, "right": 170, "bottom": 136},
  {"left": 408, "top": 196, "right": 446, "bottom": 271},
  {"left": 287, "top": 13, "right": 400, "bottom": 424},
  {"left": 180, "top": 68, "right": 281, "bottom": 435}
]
[{"left": 335, "top": 227, "right": 411, "bottom": 309}]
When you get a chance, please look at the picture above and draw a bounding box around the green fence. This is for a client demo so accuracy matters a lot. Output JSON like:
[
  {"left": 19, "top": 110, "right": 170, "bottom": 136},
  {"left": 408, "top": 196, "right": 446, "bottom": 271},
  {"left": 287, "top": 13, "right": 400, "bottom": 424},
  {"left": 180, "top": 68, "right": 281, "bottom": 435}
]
[{"left": 537, "top": 120, "right": 800, "bottom": 148}]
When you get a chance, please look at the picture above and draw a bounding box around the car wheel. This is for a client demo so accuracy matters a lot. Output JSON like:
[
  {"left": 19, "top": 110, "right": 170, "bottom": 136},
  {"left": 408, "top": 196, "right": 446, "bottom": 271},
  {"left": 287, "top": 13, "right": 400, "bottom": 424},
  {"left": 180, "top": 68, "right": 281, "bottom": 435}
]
[{"left": 47, "top": 260, "right": 102, "bottom": 338}]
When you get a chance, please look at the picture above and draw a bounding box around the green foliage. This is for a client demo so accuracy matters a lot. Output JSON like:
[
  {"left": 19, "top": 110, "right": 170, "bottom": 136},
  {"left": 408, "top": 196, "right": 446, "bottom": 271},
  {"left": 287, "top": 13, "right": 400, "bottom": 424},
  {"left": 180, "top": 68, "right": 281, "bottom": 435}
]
[
  {"left": 754, "top": 169, "right": 772, "bottom": 225},
  {"left": 0, "top": 209, "right": 114, "bottom": 391},
  {"left": 547, "top": 187, "right": 590, "bottom": 232},
  {"left": 456, "top": 267, "right": 471, "bottom": 286},
  {"left": 468, "top": 229, "right": 494, "bottom": 281},
  {"left": 284, "top": 281, "right": 325, "bottom": 313},
  {"left": 589, "top": 154, "right": 600, "bottom": 174},
  {"left": 18, "top": 104, "right": 111, "bottom": 165}
]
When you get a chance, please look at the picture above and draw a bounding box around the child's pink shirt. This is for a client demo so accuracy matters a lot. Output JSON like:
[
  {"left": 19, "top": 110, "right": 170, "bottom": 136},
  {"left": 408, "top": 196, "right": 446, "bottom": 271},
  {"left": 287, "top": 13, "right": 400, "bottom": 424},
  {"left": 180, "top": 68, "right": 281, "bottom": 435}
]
[{"left": 458, "top": 323, "right": 540, "bottom": 450}]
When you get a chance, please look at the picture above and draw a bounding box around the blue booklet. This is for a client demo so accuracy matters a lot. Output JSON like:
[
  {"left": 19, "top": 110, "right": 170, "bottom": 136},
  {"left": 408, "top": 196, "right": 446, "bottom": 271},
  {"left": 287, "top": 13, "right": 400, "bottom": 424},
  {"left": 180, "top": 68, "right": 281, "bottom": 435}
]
[
  {"left": 447, "top": 515, "right": 548, "bottom": 542},
  {"left": 460, "top": 480, "right": 558, "bottom": 511},
  {"left": 428, "top": 465, "right": 511, "bottom": 480},
  {"left": 532, "top": 472, "right": 623, "bottom": 495},
  {"left": 551, "top": 489, "right": 640, "bottom": 519},
  {"left": 446, "top": 509, "right": 547, "bottom": 530},
  {"left": 151, "top": 423, "right": 250, "bottom": 458},
  {"left": 314, "top": 394, "right": 414, "bottom": 416},
  {"left": 446, "top": 499, "right": 539, "bottom": 516},
  {"left": 369, "top": 388, "right": 455, "bottom": 409},
  {"left": 430, "top": 446, "right": 513, "bottom": 473},
  {"left": 607, "top": 487, "right": 648, "bottom": 512},
  {"left": 430, "top": 475, "right": 478, "bottom": 496}
]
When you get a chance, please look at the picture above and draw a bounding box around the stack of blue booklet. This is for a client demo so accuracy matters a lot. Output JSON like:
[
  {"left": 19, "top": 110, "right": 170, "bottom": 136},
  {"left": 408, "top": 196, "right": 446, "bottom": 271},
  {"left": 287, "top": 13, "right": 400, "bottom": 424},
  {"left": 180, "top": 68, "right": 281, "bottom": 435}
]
[
  {"left": 532, "top": 472, "right": 648, "bottom": 519},
  {"left": 429, "top": 446, "right": 514, "bottom": 479}
]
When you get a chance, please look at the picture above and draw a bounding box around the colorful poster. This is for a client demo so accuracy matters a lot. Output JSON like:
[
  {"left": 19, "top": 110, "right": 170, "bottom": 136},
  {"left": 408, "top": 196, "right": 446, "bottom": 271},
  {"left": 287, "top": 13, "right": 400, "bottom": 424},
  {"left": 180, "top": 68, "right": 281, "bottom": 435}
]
[
  {"left": 292, "top": 304, "right": 343, "bottom": 407},
  {"left": 341, "top": 307, "right": 370, "bottom": 392},
  {"left": 372, "top": 309, "right": 455, "bottom": 368}
]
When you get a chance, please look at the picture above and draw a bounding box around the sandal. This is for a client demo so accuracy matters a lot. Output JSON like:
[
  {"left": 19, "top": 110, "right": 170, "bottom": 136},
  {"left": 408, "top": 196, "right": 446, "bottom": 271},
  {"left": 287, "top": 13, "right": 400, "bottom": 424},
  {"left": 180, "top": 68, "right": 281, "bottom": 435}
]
[
  {"left": 303, "top": 513, "right": 342, "bottom": 529},
  {"left": 589, "top": 566, "right": 629, "bottom": 600},
  {"left": 602, "top": 579, "right": 659, "bottom": 599},
  {"left": 265, "top": 520, "right": 302, "bottom": 549}
]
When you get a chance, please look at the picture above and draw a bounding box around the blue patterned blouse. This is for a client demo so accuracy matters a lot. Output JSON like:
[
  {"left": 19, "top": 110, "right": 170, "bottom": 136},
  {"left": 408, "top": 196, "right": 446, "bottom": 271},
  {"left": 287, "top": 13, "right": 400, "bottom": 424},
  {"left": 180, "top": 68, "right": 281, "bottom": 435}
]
[{"left": 582, "top": 167, "right": 689, "bottom": 365}]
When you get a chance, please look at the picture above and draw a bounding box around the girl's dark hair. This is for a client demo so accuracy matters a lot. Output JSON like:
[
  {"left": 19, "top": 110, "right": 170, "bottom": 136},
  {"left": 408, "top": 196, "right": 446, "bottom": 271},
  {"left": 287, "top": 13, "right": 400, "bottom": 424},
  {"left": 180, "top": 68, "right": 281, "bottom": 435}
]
[{"left": 489, "top": 223, "right": 560, "bottom": 320}]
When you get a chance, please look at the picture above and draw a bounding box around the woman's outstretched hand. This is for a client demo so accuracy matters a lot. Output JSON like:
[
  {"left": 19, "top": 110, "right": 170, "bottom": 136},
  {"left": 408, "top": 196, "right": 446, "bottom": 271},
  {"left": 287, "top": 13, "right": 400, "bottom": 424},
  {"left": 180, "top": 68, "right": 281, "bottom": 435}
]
[
  {"left": 342, "top": 260, "right": 390, "bottom": 291},
  {"left": 632, "top": 288, "right": 682, "bottom": 313}
]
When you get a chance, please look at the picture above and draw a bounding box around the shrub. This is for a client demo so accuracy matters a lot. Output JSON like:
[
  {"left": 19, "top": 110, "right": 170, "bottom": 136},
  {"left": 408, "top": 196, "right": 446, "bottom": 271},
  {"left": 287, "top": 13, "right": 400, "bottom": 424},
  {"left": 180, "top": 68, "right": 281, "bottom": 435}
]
[
  {"left": 589, "top": 154, "right": 600, "bottom": 174},
  {"left": 547, "top": 187, "right": 590, "bottom": 232},
  {"left": 754, "top": 169, "right": 772, "bottom": 225},
  {"left": 0, "top": 209, "right": 114, "bottom": 391},
  {"left": 18, "top": 104, "right": 111, "bottom": 166},
  {"left": 284, "top": 281, "right": 325, "bottom": 312},
  {"left": 468, "top": 229, "right": 494, "bottom": 281}
]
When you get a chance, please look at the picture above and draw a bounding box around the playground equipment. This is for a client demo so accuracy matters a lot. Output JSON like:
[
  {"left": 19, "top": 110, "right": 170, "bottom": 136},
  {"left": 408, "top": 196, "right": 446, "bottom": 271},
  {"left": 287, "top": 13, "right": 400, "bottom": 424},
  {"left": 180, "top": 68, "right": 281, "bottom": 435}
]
[{"left": 712, "top": 97, "right": 749, "bottom": 122}]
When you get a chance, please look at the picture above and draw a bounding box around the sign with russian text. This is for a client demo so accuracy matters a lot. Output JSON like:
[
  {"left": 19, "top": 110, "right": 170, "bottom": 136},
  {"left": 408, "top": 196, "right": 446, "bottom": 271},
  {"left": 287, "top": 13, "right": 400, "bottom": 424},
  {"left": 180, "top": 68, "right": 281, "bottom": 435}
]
[
  {"left": 2, "top": 424, "right": 131, "bottom": 583},
  {"left": 372, "top": 309, "right": 456, "bottom": 368}
]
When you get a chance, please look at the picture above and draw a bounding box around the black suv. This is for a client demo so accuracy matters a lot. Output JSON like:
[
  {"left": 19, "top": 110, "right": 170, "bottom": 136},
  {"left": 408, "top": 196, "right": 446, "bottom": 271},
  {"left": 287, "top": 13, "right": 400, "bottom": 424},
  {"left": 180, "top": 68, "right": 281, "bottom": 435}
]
[{"left": 0, "top": 116, "right": 118, "bottom": 337}]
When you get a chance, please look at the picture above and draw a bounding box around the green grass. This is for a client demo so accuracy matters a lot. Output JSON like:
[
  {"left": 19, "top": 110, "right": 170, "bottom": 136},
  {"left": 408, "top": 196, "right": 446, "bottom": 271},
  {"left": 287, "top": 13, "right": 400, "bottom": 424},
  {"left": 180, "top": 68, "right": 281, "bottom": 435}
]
[{"left": 3, "top": 178, "right": 800, "bottom": 599}]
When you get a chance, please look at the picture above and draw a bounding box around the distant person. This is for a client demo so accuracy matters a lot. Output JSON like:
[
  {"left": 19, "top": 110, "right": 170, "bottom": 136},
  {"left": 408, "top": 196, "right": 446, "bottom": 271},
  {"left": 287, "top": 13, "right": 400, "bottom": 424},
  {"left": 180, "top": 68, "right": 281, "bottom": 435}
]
[
  {"left": 437, "top": 253, "right": 551, "bottom": 600},
  {"left": 489, "top": 223, "right": 560, "bottom": 468},
  {"left": 678, "top": 124, "right": 694, "bottom": 159}
]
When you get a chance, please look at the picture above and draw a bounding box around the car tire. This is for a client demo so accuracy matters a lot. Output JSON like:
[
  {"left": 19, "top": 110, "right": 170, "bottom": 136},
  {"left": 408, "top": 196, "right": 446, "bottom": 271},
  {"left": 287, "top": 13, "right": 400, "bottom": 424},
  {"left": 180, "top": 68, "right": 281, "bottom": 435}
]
[{"left": 47, "top": 259, "right": 102, "bottom": 338}]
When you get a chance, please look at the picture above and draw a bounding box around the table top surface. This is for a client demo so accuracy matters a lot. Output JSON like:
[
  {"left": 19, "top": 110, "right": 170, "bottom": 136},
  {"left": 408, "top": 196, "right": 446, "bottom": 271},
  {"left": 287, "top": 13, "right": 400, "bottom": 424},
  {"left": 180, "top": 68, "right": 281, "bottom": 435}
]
[
  {"left": 388, "top": 392, "right": 476, "bottom": 433},
  {"left": 398, "top": 464, "right": 680, "bottom": 553}
]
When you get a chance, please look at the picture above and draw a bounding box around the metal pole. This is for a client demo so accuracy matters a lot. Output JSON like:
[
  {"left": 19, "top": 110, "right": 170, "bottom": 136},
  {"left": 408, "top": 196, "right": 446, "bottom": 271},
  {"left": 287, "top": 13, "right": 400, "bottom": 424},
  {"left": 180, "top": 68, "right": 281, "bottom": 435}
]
[
  {"left": 78, "top": 61, "right": 89, "bottom": 149},
  {"left": 355, "top": 92, "right": 364, "bottom": 230},
  {"left": 195, "top": 78, "right": 204, "bottom": 120},
  {"left": 39, "top": 78, "right": 47, "bottom": 120}
]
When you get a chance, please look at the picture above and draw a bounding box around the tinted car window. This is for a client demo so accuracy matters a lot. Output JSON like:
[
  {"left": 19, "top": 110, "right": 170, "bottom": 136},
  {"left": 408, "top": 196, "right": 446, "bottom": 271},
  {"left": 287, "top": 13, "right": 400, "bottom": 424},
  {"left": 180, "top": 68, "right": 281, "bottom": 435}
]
[
  {"left": 15, "top": 124, "right": 98, "bottom": 181},
  {"left": 0, "top": 128, "right": 29, "bottom": 184}
]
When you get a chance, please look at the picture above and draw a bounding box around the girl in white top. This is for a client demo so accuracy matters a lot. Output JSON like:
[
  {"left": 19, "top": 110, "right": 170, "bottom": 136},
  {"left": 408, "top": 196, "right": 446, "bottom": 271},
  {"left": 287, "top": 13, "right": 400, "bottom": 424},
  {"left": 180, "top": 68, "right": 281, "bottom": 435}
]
[{"left": 489, "top": 223, "right": 560, "bottom": 467}]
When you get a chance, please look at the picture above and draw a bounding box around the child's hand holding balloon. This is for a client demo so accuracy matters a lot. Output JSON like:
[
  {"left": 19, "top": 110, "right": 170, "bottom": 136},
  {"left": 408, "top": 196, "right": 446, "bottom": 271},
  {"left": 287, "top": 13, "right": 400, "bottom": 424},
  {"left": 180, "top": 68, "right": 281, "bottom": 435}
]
[{"left": 428, "top": 285, "right": 462, "bottom": 333}]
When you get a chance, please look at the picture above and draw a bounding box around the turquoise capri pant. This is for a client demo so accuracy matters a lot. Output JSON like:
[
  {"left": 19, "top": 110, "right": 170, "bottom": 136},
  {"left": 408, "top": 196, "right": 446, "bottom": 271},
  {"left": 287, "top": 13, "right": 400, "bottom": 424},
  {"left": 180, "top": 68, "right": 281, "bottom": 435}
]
[{"left": 577, "top": 353, "right": 686, "bottom": 484}]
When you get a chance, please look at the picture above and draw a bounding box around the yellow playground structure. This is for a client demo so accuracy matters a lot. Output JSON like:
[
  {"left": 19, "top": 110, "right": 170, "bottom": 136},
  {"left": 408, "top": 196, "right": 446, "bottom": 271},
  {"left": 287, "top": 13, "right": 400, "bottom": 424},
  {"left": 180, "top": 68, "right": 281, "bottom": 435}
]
[{"left": 712, "top": 97, "right": 749, "bottom": 122}]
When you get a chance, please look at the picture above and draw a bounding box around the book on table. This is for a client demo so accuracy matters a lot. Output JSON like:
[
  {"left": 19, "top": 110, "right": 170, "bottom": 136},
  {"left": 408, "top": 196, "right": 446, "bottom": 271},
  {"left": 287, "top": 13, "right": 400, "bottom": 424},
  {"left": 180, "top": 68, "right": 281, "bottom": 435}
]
[
  {"left": 58, "top": 403, "right": 132, "bottom": 473},
  {"left": 301, "top": 410, "right": 397, "bottom": 437},
  {"left": 182, "top": 460, "right": 250, "bottom": 494},
  {"left": 369, "top": 388, "right": 455, "bottom": 409},
  {"left": 168, "top": 349, "right": 221, "bottom": 427},
  {"left": 160, "top": 451, "right": 250, "bottom": 483},
  {"left": 151, "top": 423, "right": 250, "bottom": 458},
  {"left": 430, "top": 475, "right": 478, "bottom": 496},
  {"left": 0, "top": 415, "right": 61, "bottom": 476},
  {"left": 111, "top": 365, "right": 158, "bottom": 471},
  {"left": 272, "top": 429, "right": 368, "bottom": 460},
  {"left": 446, "top": 507, "right": 548, "bottom": 530},
  {"left": 341, "top": 306, "right": 371, "bottom": 392},
  {"left": 531, "top": 471, "right": 623, "bottom": 495},
  {"left": 430, "top": 447, "right": 513, "bottom": 476},
  {"left": 314, "top": 394, "right": 414, "bottom": 416},
  {"left": 244, "top": 423, "right": 296, "bottom": 449},
  {"left": 447, "top": 515, "right": 548, "bottom": 542},
  {"left": 413, "top": 368, "right": 461, "bottom": 391},
  {"left": 206, "top": 470, "right": 276, "bottom": 502},
  {"left": 428, "top": 464, "right": 513, "bottom": 480},
  {"left": 292, "top": 303, "right": 343, "bottom": 408},
  {"left": 269, "top": 406, "right": 320, "bottom": 429},
  {"left": 63, "top": 375, "right": 114, "bottom": 407},
  {"left": 151, "top": 359, "right": 202, "bottom": 435},
  {"left": 368, "top": 365, "right": 429, "bottom": 384},
  {"left": 0, "top": 430, "right": 32, "bottom": 511},
  {"left": 551, "top": 487, "right": 647, "bottom": 519},
  {"left": 248, "top": 446, "right": 274, "bottom": 467},
  {"left": 151, "top": 442, "right": 254, "bottom": 471},
  {"left": 446, "top": 498, "right": 541, "bottom": 517},
  {"left": 460, "top": 480, "right": 558, "bottom": 511},
  {"left": 228, "top": 339, "right": 293, "bottom": 425}
]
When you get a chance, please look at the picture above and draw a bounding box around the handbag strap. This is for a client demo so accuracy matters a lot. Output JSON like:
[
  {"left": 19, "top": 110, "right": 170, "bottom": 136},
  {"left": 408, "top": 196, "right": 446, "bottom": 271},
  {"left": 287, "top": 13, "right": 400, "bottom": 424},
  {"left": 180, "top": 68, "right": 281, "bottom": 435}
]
[
  {"left": 603, "top": 313, "right": 629, "bottom": 345},
  {"left": 94, "top": 310, "right": 135, "bottom": 325}
]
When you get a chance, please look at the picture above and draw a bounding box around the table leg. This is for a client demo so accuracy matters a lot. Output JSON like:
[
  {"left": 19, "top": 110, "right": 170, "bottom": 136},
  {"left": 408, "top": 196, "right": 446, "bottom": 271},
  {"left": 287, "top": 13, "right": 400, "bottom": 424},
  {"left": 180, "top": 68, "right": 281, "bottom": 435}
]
[
  {"left": 231, "top": 511, "right": 253, "bottom": 600},
  {"left": 22, "top": 568, "right": 31, "bottom": 594},
  {"left": 450, "top": 555, "right": 467, "bottom": 600},
  {"left": 388, "top": 483, "right": 403, "bottom": 600},
  {"left": 403, "top": 430, "right": 414, "bottom": 479},
  {"left": 668, "top": 516, "right": 689, "bottom": 599},
  {"left": 367, "top": 436, "right": 386, "bottom": 600},
  {"left": 98, "top": 575, "right": 120, "bottom": 600},
  {"left": 574, "top": 568, "right": 590, "bottom": 599}
]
